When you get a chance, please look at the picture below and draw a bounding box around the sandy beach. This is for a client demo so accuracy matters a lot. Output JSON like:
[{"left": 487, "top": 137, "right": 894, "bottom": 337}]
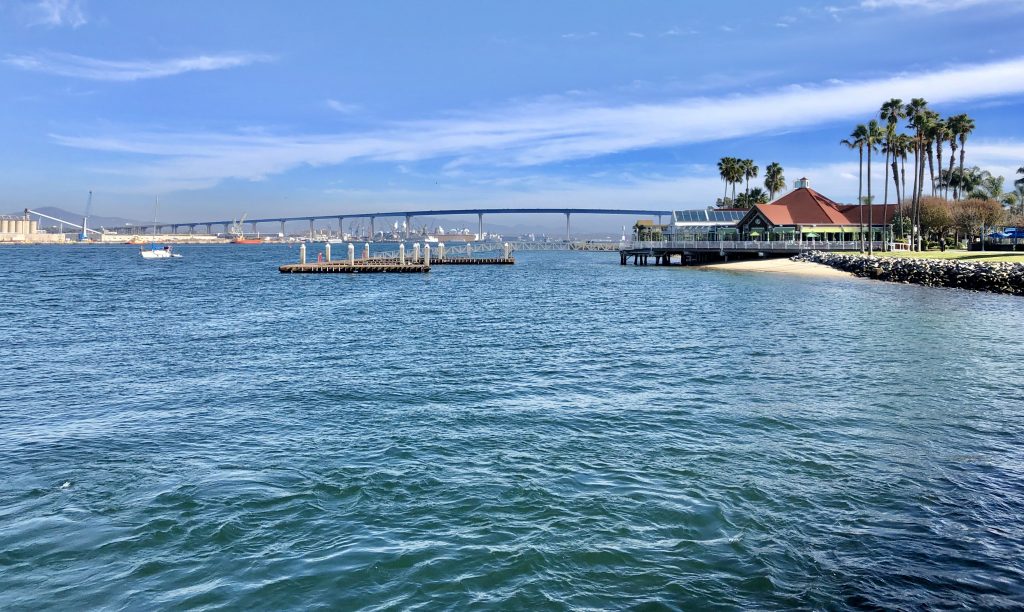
[{"left": 698, "top": 257, "right": 855, "bottom": 278}]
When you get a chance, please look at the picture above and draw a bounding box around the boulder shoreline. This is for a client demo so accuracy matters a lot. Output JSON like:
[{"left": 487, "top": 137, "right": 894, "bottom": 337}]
[{"left": 792, "top": 252, "right": 1024, "bottom": 296}]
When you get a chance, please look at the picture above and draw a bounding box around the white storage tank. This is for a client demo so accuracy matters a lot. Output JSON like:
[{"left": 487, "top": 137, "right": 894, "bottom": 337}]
[
  {"left": 29, "top": 220, "right": 38, "bottom": 234},
  {"left": 1, "top": 219, "right": 9, "bottom": 233}
]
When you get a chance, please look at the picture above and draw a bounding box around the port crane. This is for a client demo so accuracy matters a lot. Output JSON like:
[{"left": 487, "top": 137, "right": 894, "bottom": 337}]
[{"left": 79, "top": 191, "right": 92, "bottom": 241}]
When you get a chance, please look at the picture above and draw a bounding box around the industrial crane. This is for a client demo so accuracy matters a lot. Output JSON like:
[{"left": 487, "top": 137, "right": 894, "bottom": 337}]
[{"left": 79, "top": 191, "right": 92, "bottom": 242}]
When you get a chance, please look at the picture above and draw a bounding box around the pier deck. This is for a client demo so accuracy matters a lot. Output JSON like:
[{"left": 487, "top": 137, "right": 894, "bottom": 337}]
[
  {"left": 279, "top": 262, "right": 429, "bottom": 273},
  {"left": 278, "top": 256, "right": 515, "bottom": 273}
]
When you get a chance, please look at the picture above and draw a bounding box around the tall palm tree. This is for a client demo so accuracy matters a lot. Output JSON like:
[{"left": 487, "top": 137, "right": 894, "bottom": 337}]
[
  {"left": 904, "top": 98, "right": 930, "bottom": 250},
  {"left": 952, "top": 113, "right": 975, "bottom": 200},
  {"left": 764, "top": 162, "right": 786, "bottom": 200},
  {"left": 945, "top": 115, "right": 963, "bottom": 199},
  {"left": 842, "top": 124, "right": 869, "bottom": 250},
  {"left": 717, "top": 157, "right": 736, "bottom": 204},
  {"left": 1016, "top": 166, "right": 1024, "bottom": 190},
  {"left": 865, "top": 120, "right": 885, "bottom": 253},
  {"left": 880, "top": 98, "right": 904, "bottom": 209},
  {"left": 923, "top": 111, "right": 941, "bottom": 196},
  {"left": 930, "top": 117, "right": 949, "bottom": 198},
  {"left": 742, "top": 159, "right": 759, "bottom": 197}
]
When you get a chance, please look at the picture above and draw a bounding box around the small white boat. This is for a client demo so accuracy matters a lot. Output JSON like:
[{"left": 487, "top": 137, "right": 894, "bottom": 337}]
[
  {"left": 140, "top": 245, "right": 182, "bottom": 259},
  {"left": 139, "top": 197, "right": 182, "bottom": 259}
]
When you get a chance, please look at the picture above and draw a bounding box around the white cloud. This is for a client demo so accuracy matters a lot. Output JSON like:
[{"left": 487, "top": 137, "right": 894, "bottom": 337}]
[
  {"left": 859, "top": 0, "right": 1012, "bottom": 10},
  {"left": 26, "top": 0, "right": 86, "bottom": 28},
  {"left": 326, "top": 99, "right": 360, "bottom": 114},
  {"left": 661, "top": 26, "right": 697, "bottom": 36},
  {"left": 2, "top": 51, "right": 272, "bottom": 81},
  {"left": 560, "top": 32, "right": 597, "bottom": 40},
  {"left": 626, "top": 32, "right": 645, "bottom": 38},
  {"left": 50, "top": 57, "right": 1024, "bottom": 192}
]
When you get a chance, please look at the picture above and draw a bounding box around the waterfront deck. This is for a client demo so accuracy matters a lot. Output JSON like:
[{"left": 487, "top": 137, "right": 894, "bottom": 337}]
[
  {"left": 619, "top": 240, "right": 893, "bottom": 265},
  {"left": 279, "top": 262, "right": 430, "bottom": 273}
]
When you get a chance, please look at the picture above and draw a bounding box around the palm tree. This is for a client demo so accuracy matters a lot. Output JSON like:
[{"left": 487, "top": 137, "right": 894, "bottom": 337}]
[
  {"left": 1015, "top": 165, "right": 1024, "bottom": 190},
  {"left": 865, "top": 120, "right": 885, "bottom": 253},
  {"left": 905, "top": 98, "right": 930, "bottom": 250},
  {"left": 923, "top": 111, "right": 941, "bottom": 196},
  {"left": 764, "top": 162, "right": 786, "bottom": 200},
  {"left": 842, "top": 124, "right": 869, "bottom": 250},
  {"left": 742, "top": 159, "right": 759, "bottom": 197},
  {"left": 945, "top": 115, "right": 963, "bottom": 199},
  {"left": 952, "top": 113, "right": 975, "bottom": 200},
  {"left": 717, "top": 157, "right": 736, "bottom": 204},
  {"left": 930, "top": 117, "right": 949, "bottom": 198},
  {"left": 880, "top": 98, "right": 904, "bottom": 209}
]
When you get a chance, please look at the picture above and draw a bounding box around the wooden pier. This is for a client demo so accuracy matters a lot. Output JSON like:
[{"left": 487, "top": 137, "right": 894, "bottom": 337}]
[
  {"left": 279, "top": 262, "right": 430, "bottom": 273},
  {"left": 280, "top": 242, "right": 515, "bottom": 273}
]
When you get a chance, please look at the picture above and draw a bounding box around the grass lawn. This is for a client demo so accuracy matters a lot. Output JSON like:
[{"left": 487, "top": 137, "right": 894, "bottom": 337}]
[{"left": 848, "top": 249, "right": 1024, "bottom": 263}]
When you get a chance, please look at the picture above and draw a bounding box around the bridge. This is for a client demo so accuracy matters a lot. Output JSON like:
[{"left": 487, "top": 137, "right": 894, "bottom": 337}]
[{"left": 123, "top": 207, "right": 672, "bottom": 240}]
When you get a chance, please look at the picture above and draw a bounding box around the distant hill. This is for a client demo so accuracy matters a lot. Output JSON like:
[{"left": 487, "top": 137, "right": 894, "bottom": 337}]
[{"left": 9, "top": 206, "right": 143, "bottom": 231}]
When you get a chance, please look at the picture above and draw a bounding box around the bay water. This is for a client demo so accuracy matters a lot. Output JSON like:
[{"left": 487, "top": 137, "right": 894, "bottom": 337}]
[{"left": 2, "top": 245, "right": 1023, "bottom": 609}]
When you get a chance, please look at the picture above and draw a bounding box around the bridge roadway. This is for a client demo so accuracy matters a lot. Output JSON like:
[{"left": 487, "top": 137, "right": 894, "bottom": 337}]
[{"left": 138, "top": 207, "right": 672, "bottom": 240}]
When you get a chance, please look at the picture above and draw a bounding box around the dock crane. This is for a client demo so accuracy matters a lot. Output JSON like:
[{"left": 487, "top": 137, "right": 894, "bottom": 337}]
[{"left": 79, "top": 191, "right": 92, "bottom": 242}]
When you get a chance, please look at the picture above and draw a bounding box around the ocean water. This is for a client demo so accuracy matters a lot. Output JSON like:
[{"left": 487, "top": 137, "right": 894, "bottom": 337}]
[{"left": 2, "top": 245, "right": 1023, "bottom": 610}]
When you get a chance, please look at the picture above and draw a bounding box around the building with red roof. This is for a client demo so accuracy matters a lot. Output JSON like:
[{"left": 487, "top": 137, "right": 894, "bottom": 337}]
[{"left": 735, "top": 178, "right": 897, "bottom": 242}]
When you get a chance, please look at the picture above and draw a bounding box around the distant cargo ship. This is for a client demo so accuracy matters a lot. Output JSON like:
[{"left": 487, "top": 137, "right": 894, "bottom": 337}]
[{"left": 231, "top": 236, "right": 263, "bottom": 244}]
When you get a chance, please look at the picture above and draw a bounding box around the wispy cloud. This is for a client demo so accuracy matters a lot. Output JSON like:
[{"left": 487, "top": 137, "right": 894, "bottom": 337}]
[
  {"left": 51, "top": 57, "right": 1024, "bottom": 191},
  {"left": 860, "top": 0, "right": 1010, "bottom": 9},
  {"left": 25, "top": 0, "right": 86, "bottom": 28},
  {"left": 661, "top": 26, "right": 697, "bottom": 37},
  {"left": 561, "top": 31, "right": 597, "bottom": 40},
  {"left": 626, "top": 32, "right": 645, "bottom": 38},
  {"left": 326, "top": 99, "right": 360, "bottom": 114},
  {"left": 2, "top": 51, "right": 272, "bottom": 81}
]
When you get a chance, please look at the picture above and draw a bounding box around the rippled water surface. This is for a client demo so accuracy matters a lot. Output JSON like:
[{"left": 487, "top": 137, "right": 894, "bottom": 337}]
[{"left": 2, "top": 245, "right": 1024, "bottom": 610}]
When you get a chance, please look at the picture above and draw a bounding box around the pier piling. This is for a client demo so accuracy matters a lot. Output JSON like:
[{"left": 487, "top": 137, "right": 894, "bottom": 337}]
[
  {"left": 299, "top": 243, "right": 306, "bottom": 264},
  {"left": 325, "top": 243, "right": 331, "bottom": 262},
  {"left": 348, "top": 243, "right": 355, "bottom": 264}
]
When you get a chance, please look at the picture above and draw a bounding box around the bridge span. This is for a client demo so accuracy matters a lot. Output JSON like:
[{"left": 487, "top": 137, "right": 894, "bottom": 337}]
[{"left": 135, "top": 207, "right": 671, "bottom": 240}]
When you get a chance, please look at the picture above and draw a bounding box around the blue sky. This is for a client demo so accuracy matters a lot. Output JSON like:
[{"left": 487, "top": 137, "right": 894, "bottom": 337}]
[{"left": 2, "top": 0, "right": 1024, "bottom": 224}]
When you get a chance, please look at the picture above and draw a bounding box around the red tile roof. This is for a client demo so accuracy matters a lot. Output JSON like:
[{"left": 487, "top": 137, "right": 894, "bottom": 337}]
[{"left": 750, "top": 188, "right": 897, "bottom": 226}]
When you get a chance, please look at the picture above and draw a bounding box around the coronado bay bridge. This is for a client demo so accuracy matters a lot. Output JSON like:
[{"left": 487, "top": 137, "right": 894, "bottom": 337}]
[{"left": 125, "top": 207, "right": 673, "bottom": 241}]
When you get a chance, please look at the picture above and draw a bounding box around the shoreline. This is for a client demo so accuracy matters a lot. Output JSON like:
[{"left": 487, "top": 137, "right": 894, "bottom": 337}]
[{"left": 697, "top": 257, "right": 856, "bottom": 279}]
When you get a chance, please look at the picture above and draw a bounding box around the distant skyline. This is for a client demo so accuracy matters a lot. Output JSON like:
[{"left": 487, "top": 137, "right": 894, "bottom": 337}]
[{"left": 2, "top": 0, "right": 1024, "bottom": 224}]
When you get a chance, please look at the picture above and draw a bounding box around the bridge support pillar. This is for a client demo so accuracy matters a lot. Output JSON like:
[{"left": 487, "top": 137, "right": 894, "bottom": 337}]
[
  {"left": 205, "top": 223, "right": 212, "bottom": 234},
  {"left": 250, "top": 221, "right": 258, "bottom": 237},
  {"left": 280, "top": 220, "right": 286, "bottom": 237},
  {"left": 405, "top": 215, "right": 411, "bottom": 240},
  {"left": 222, "top": 223, "right": 230, "bottom": 235},
  {"left": 189, "top": 224, "right": 196, "bottom": 235},
  {"left": 478, "top": 213, "right": 484, "bottom": 241},
  {"left": 338, "top": 217, "right": 344, "bottom": 238},
  {"left": 308, "top": 218, "right": 314, "bottom": 240},
  {"left": 565, "top": 212, "right": 571, "bottom": 241},
  {"left": 369, "top": 217, "right": 375, "bottom": 241}
]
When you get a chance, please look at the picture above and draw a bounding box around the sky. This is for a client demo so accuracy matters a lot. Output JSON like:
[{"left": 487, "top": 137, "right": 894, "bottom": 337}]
[{"left": 2, "top": 0, "right": 1024, "bottom": 229}]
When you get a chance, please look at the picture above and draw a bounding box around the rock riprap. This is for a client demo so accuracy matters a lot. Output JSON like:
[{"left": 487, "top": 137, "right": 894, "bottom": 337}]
[{"left": 793, "top": 252, "right": 1024, "bottom": 296}]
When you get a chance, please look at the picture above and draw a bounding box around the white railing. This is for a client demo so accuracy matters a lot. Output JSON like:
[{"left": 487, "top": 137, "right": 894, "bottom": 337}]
[{"left": 620, "top": 240, "right": 888, "bottom": 252}]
